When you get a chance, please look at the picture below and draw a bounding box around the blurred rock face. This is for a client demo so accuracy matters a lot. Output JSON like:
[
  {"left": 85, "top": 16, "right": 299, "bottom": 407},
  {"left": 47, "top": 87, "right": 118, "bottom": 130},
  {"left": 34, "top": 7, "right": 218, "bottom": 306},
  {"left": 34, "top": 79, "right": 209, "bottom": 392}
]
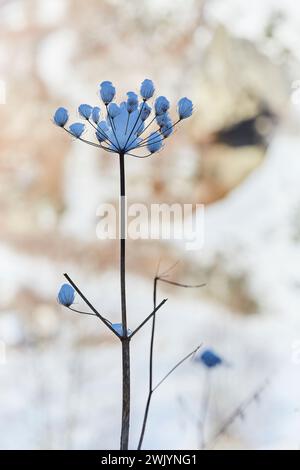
[{"left": 191, "top": 26, "right": 289, "bottom": 203}]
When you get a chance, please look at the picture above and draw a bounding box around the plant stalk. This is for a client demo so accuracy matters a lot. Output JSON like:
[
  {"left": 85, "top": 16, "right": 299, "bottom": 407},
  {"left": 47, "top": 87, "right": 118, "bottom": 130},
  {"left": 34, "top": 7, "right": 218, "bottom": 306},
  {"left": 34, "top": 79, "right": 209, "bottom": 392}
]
[
  {"left": 137, "top": 276, "right": 157, "bottom": 449},
  {"left": 119, "top": 152, "right": 130, "bottom": 450}
]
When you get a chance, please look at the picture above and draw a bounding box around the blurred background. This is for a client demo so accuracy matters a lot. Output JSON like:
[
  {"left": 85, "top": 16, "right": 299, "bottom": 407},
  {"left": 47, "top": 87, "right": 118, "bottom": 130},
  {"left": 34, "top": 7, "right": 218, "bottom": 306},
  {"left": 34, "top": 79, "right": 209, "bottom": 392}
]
[{"left": 1, "top": 0, "right": 300, "bottom": 450}]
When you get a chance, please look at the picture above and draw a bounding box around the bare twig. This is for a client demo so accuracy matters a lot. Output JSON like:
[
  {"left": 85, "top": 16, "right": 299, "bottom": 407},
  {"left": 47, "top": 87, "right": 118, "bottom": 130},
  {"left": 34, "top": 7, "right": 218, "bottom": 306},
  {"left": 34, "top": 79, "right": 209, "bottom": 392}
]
[
  {"left": 130, "top": 298, "right": 168, "bottom": 338},
  {"left": 67, "top": 306, "right": 98, "bottom": 317},
  {"left": 159, "top": 278, "right": 206, "bottom": 289},
  {"left": 152, "top": 344, "right": 202, "bottom": 392},
  {"left": 63, "top": 273, "right": 121, "bottom": 339},
  {"left": 137, "top": 264, "right": 205, "bottom": 449},
  {"left": 207, "top": 378, "right": 271, "bottom": 450}
]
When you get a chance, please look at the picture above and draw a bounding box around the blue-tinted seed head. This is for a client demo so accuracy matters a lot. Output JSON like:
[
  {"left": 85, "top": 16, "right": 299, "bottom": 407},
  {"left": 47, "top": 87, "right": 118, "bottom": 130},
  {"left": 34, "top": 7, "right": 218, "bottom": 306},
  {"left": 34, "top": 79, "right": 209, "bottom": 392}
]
[
  {"left": 78, "top": 104, "right": 93, "bottom": 119},
  {"left": 178, "top": 97, "right": 193, "bottom": 120},
  {"left": 147, "top": 131, "right": 163, "bottom": 153},
  {"left": 199, "top": 349, "right": 222, "bottom": 369},
  {"left": 69, "top": 122, "right": 85, "bottom": 138},
  {"left": 137, "top": 121, "right": 145, "bottom": 136},
  {"left": 96, "top": 121, "right": 109, "bottom": 142},
  {"left": 58, "top": 284, "right": 75, "bottom": 307},
  {"left": 126, "top": 91, "right": 138, "bottom": 113},
  {"left": 156, "top": 112, "right": 171, "bottom": 128},
  {"left": 54, "top": 80, "right": 192, "bottom": 158},
  {"left": 92, "top": 106, "right": 101, "bottom": 124},
  {"left": 161, "top": 123, "right": 173, "bottom": 138},
  {"left": 140, "top": 79, "right": 155, "bottom": 100},
  {"left": 108, "top": 103, "right": 121, "bottom": 118},
  {"left": 53, "top": 107, "right": 69, "bottom": 127},
  {"left": 112, "top": 323, "right": 132, "bottom": 337},
  {"left": 155, "top": 96, "right": 170, "bottom": 116},
  {"left": 100, "top": 81, "right": 116, "bottom": 104},
  {"left": 140, "top": 102, "right": 151, "bottom": 121}
]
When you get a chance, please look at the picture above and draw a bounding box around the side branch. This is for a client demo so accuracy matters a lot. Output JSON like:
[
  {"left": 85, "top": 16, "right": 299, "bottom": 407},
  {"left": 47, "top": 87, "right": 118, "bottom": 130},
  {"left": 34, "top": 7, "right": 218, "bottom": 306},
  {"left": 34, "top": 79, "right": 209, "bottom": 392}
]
[
  {"left": 130, "top": 298, "right": 168, "bottom": 337},
  {"left": 208, "top": 378, "right": 271, "bottom": 449},
  {"left": 63, "top": 273, "right": 122, "bottom": 339},
  {"left": 152, "top": 344, "right": 202, "bottom": 392}
]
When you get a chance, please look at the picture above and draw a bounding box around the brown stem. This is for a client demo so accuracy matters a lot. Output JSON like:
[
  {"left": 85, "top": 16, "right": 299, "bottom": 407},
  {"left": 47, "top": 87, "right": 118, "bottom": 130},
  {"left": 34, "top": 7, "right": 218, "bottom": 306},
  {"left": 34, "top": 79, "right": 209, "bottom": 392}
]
[
  {"left": 137, "top": 269, "right": 205, "bottom": 449},
  {"left": 137, "top": 276, "right": 157, "bottom": 450},
  {"left": 119, "top": 152, "right": 130, "bottom": 450},
  {"left": 120, "top": 337, "right": 130, "bottom": 449}
]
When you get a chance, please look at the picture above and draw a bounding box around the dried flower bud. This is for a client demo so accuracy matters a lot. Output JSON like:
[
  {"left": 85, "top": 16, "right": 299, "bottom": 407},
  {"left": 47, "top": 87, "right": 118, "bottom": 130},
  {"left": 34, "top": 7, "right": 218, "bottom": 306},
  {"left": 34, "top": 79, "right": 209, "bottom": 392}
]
[
  {"left": 53, "top": 107, "right": 69, "bottom": 127},
  {"left": 100, "top": 81, "right": 116, "bottom": 104},
  {"left": 112, "top": 323, "right": 132, "bottom": 337},
  {"left": 140, "top": 79, "right": 155, "bottom": 100},
  {"left": 96, "top": 121, "right": 109, "bottom": 142},
  {"left": 78, "top": 104, "right": 93, "bottom": 119},
  {"left": 140, "top": 102, "right": 151, "bottom": 121},
  {"left": 154, "top": 96, "right": 170, "bottom": 116},
  {"left": 69, "top": 122, "right": 85, "bottom": 138},
  {"left": 177, "top": 97, "right": 193, "bottom": 120},
  {"left": 108, "top": 103, "right": 121, "bottom": 118},
  {"left": 197, "top": 349, "right": 222, "bottom": 368},
  {"left": 57, "top": 284, "right": 75, "bottom": 307},
  {"left": 147, "top": 131, "right": 163, "bottom": 153},
  {"left": 126, "top": 92, "right": 138, "bottom": 113},
  {"left": 92, "top": 106, "right": 101, "bottom": 124}
]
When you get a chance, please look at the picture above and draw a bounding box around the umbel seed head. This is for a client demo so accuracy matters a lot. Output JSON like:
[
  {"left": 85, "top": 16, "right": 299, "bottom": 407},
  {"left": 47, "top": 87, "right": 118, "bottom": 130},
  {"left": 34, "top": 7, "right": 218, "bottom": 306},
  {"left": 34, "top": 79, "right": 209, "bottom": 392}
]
[{"left": 53, "top": 79, "right": 193, "bottom": 157}]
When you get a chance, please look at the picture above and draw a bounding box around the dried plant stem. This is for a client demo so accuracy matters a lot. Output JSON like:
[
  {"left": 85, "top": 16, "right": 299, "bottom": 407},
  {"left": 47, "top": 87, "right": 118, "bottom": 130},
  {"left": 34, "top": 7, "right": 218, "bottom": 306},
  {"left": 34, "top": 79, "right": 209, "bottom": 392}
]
[
  {"left": 119, "top": 152, "right": 130, "bottom": 450},
  {"left": 137, "top": 269, "right": 204, "bottom": 450},
  {"left": 207, "top": 378, "right": 270, "bottom": 450},
  {"left": 137, "top": 276, "right": 158, "bottom": 450}
]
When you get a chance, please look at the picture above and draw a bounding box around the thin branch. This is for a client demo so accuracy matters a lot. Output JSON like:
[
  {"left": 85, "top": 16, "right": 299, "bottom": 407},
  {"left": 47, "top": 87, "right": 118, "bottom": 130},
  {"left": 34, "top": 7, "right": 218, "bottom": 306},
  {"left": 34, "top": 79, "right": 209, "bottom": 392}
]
[
  {"left": 106, "top": 104, "right": 121, "bottom": 151},
  {"left": 67, "top": 306, "right": 98, "bottom": 317},
  {"left": 159, "top": 260, "right": 180, "bottom": 278},
  {"left": 63, "top": 127, "right": 102, "bottom": 149},
  {"left": 138, "top": 119, "right": 181, "bottom": 146},
  {"left": 125, "top": 152, "right": 153, "bottom": 159},
  {"left": 137, "top": 261, "right": 206, "bottom": 449},
  {"left": 124, "top": 100, "right": 145, "bottom": 149},
  {"left": 152, "top": 344, "right": 201, "bottom": 392},
  {"left": 136, "top": 272, "right": 159, "bottom": 450},
  {"left": 89, "top": 118, "right": 120, "bottom": 152},
  {"left": 208, "top": 378, "right": 271, "bottom": 450},
  {"left": 130, "top": 115, "right": 156, "bottom": 146},
  {"left": 125, "top": 112, "right": 130, "bottom": 134},
  {"left": 63, "top": 273, "right": 122, "bottom": 339},
  {"left": 158, "top": 278, "right": 206, "bottom": 289},
  {"left": 130, "top": 298, "right": 168, "bottom": 338}
]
